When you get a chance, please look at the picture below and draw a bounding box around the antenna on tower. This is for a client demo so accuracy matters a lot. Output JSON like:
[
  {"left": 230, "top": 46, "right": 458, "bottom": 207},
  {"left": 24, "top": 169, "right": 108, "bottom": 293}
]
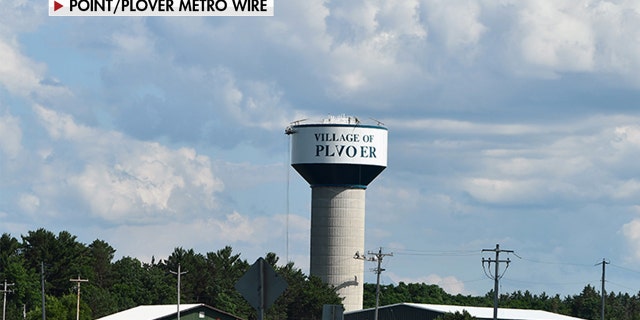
[{"left": 370, "top": 118, "right": 385, "bottom": 126}]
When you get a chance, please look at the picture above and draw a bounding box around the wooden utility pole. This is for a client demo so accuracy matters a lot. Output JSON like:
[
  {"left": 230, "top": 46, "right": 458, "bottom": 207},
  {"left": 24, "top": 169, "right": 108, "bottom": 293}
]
[
  {"left": 596, "top": 259, "right": 609, "bottom": 320},
  {"left": 170, "top": 264, "right": 187, "bottom": 320},
  {"left": 355, "top": 248, "right": 392, "bottom": 320},
  {"left": 370, "top": 248, "right": 393, "bottom": 320},
  {"left": 70, "top": 276, "right": 88, "bottom": 320},
  {"left": 1, "top": 280, "right": 14, "bottom": 320},
  {"left": 40, "top": 262, "right": 45, "bottom": 320},
  {"left": 482, "top": 244, "right": 513, "bottom": 320}
]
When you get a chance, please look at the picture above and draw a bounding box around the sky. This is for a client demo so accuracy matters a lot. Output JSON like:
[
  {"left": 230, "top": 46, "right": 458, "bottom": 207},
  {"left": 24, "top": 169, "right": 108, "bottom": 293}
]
[{"left": 2, "top": 0, "right": 640, "bottom": 300}]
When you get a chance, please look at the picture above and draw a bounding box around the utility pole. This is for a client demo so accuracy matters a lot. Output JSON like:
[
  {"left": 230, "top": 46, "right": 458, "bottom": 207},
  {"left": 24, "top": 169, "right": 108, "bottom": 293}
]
[
  {"left": 596, "top": 258, "right": 609, "bottom": 320},
  {"left": 2, "top": 280, "right": 14, "bottom": 320},
  {"left": 354, "top": 248, "right": 393, "bottom": 320},
  {"left": 70, "top": 276, "right": 88, "bottom": 320},
  {"left": 482, "top": 244, "right": 513, "bottom": 320},
  {"left": 170, "top": 264, "right": 187, "bottom": 320},
  {"left": 40, "top": 262, "right": 45, "bottom": 320}
]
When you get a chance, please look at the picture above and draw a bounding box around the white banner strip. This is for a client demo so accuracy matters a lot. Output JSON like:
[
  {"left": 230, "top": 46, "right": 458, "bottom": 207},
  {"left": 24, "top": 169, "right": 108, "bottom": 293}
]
[{"left": 49, "top": 0, "right": 273, "bottom": 16}]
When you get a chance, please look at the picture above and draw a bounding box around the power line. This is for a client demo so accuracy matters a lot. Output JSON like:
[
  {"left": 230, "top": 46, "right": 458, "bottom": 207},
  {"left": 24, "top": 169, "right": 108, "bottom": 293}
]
[
  {"left": 501, "top": 277, "right": 588, "bottom": 287},
  {"left": 385, "top": 246, "right": 480, "bottom": 256},
  {"left": 370, "top": 245, "right": 640, "bottom": 298},
  {"left": 513, "top": 255, "right": 598, "bottom": 268},
  {"left": 393, "top": 250, "right": 480, "bottom": 257},
  {"left": 609, "top": 263, "right": 640, "bottom": 275},
  {"left": 605, "top": 280, "right": 636, "bottom": 292}
]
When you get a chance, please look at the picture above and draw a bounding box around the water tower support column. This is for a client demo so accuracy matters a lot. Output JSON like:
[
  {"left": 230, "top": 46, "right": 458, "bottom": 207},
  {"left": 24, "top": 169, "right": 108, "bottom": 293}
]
[{"left": 311, "top": 186, "right": 365, "bottom": 311}]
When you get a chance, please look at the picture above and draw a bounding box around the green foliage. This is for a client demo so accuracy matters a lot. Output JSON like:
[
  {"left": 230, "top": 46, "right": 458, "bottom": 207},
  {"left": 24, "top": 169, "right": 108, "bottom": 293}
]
[
  {"left": 0, "top": 229, "right": 342, "bottom": 319},
  {"left": 363, "top": 281, "right": 640, "bottom": 320},
  {"left": 88, "top": 239, "right": 116, "bottom": 288},
  {"left": 565, "top": 285, "right": 601, "bottom": 320},
  {"left": 7, "top": 228, "right": 640, "bottom": 320},
  {"left": 269, "top": 259, "right": 343, "bottom": 320},
  {"left": 204, "top": 246, "right": 252, "bottom": 317},
  {"left": 435, "top": 310, "right": 476, "bottom": 320},
  {"left": 364, "top": 282, "right": 489, "bottom": 309}
]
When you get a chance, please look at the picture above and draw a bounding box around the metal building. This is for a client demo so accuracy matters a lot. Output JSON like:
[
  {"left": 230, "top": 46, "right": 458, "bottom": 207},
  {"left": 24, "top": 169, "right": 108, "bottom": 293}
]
[
  {"left": 344, "top": 303, "right": 587, "bottom": 320},
  {"left": 96, "top": 304, "right": 244, "bottom": 320},
  {"left": 286, "top": 115, "right": 388, "bottom": 312}
]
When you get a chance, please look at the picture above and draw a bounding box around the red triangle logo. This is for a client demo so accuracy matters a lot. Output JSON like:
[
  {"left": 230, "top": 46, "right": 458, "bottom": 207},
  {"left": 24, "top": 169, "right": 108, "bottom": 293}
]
[{"left": 54, "top": 1, "right": 63, "bottom": 11}]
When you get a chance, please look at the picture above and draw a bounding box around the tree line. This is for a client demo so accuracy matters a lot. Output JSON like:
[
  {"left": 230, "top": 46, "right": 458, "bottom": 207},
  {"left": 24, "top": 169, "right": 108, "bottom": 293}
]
[
  {"left": 362, "top": 280, "right": 640, "bottom": 319},
  {"left": 0, "top": 228, "right": 340, "bottom": 319},
  {"left": 2, "top": 228, "right": 640, "bottom": 319}
]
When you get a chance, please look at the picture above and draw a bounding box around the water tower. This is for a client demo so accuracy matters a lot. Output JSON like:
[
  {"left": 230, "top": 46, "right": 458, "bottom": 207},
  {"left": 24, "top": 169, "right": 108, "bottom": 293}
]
[{"left": 286, "top": 115, "right": 388, "bottom": 311}]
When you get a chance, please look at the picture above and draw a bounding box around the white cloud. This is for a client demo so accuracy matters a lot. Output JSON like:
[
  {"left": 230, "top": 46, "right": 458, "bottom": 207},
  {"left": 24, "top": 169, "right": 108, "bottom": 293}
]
[
  {"left": 500, "top": 0, "right": 640, "bottom": 82},
  {"left": 0, "top": 0, "right": 44, "bottom": 36},
  {"left": 330, "top": 1, "right": 380, "bottom": 37},
  {"left": 388, "top": 114, "right": 640, "bottom": 207},
  {"left": 220, "top": 72, "right": 294, "bottom": 131},
  {"left": 588, "top": 0, "right": 640, "bottom": 80},
  {"left": 213, "top": 161, "right": 285, "bottom": 190},
  {"left": 391, "top": 118, "right": 540, "bottom": 135},
  {"left": 94, "top": 21, "right": 298, "bottom": 140},
  {"left": 35, "top": 104, "right": 93, "bottom": 140},
  {"left": 31, "top": 105, "right": 223, "bottom": 223},
  {"left": 515, "top": 1, "right": 595, "bottom": 75},
  {"left": 0, "top": 113, "right": 22, "bottom": 158},
  {"left": 18, "top": 193, "right": 40, "bottom": 213},
  {"left": 96, "top": 211, "right": 310, "bottom": 266},
  {"left": 0, "top": 38, "right": 46, "bottom": 96},
  {"left": 613, "top": 125, "right": 640, "bottom": 148},
  {"left": 0, "top": 35, "right": 71, "bottom": 103},
  {"left": 110, "top": 21, "right": 158, "bottom": 60},
  {"left": 304, "top": 1, "right": 429, "bottom": 102},
  {"left": 267, "top": 0, "right": 331, "bottom": 51},
  {"left": 424, "top": 0, "right": 486, "bottom": 54},
  {"left": 379, "top": 1, "right": 427, "bottom": 39},
  {"left": 612, "top": 179, "right": 640, "bottom": 200},
  {"left": 622, "top": 210, "right": 640, "bottom": 261},
  {"left": 463, "top": 178, "right": 543, "bottom": 204}
]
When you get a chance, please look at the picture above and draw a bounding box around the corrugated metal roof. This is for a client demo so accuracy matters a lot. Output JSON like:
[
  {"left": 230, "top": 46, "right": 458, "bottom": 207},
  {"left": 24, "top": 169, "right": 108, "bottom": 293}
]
[
  {"left": 403, "top": 303, "right": 586, "bottom": 320},
  {"left": 96, "top": 304, "right": 201, "bottom": 320},
  {"left": 346, "top": 303, "right": 586, "bottom": 320}
]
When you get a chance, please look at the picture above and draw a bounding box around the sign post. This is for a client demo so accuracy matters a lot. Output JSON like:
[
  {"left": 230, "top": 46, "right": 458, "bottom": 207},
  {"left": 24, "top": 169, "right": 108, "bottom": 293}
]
[{"left": 235, "top": 258, "right": 288, "bottom": 320}]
